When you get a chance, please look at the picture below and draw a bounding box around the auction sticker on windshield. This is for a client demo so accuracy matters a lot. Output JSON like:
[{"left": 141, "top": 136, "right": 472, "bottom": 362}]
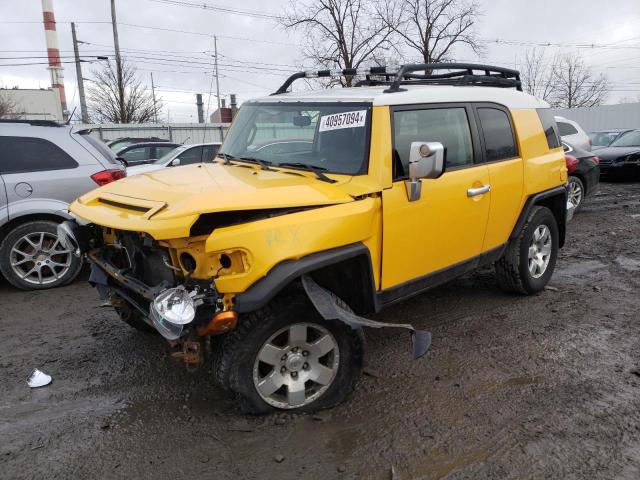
[{"left": 319, "top": 110, "right": 367, "bottom": 132}]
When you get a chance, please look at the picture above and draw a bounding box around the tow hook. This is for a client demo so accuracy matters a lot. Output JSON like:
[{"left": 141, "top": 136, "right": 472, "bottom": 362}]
[{"left": 169, "top": 338, "right": 205, "bottom": 370}]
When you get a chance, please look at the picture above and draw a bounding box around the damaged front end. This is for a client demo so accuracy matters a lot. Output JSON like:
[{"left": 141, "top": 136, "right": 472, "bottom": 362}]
[{"left": 58, "top": 219, "right": 232, "bottom": 360}]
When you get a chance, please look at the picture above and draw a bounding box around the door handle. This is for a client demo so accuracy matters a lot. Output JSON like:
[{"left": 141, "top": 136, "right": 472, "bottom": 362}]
[{"left": 467, "top": 184, "right": 491, "bottom": 197}]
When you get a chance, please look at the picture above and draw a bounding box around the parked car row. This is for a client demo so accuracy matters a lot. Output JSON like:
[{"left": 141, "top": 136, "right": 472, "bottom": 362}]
[{"left": 0, "top": 121, "right": 220, "bottom": 290}]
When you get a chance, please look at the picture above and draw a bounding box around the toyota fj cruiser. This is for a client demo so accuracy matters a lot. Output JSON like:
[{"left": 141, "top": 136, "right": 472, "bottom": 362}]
[{"left": 60, "top": 64, "right": 570, "bottom": 413}]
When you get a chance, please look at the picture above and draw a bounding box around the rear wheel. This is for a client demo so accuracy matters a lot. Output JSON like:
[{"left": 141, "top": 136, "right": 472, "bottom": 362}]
[
  {"left": 0, "top": 220, "right": 83, "bottom": 290},
  {"left": 495, "top": 206, "right": 559, "bottom": 295},
  {"left": 567, "top": 176, "right": 584, "bottom": 211},
  {"left": 214, "top": 294, "right": 363, "bottom": 414}
]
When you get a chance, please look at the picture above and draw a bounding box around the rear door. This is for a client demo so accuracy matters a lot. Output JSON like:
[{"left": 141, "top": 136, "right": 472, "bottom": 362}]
[{"left": 472, "top": 104, "right": 523, "bottom": 252}]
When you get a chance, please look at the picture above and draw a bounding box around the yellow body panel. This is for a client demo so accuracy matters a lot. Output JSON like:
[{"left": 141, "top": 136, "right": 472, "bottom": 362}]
[{"left": 381, "top": 165, "right": 491, "bottom": 289}]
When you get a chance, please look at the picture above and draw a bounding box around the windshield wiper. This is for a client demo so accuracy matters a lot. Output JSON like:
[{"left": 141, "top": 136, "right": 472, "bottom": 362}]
[
  {"left": 217, "top": 152, "right": 236, "bottom": 165},
  {"left": 238, "top": 156, "right": 274, "bottom": 171},
  {"left": 277, "top": 162, "right": 337, "bottom": 183}
]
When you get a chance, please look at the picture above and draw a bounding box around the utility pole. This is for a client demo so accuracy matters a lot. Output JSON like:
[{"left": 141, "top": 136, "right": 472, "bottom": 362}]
[
  {"left": 71, "top": 22, "right": 89, "bottom": 123},
  {"left": 110, "top": 0, "right": 125, "bottom": 123},
  {"left": 214, "top": 35, "right": 221, "bottom": 110},
  {"left": 150, "top": 72, "right": 158, "bottom": 123}
]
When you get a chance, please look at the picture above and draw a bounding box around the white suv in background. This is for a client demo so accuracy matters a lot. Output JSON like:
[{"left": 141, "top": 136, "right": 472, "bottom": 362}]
[
  {"left": 555, "top": 116, "right": 591, "bottom": 151},
  {"left": 0, "top": 120, "right": 126, "bottom": 290}
]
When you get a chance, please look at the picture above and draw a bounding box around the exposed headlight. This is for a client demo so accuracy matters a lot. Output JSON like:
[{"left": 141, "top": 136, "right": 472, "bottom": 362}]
[
  {"left": 624, "top": 154, "right": 640, "bottom": 164},
  {"left": 150, "top": 287, "right": 196, "bottom": 340}
]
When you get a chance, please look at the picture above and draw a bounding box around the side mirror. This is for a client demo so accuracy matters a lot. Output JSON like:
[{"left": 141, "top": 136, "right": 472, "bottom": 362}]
[
  {"left": 171, "top": 158, "right": 181, "bottom": 167},
  {"left": 405, "top": 142, "right": 445, "bottom": 202}
]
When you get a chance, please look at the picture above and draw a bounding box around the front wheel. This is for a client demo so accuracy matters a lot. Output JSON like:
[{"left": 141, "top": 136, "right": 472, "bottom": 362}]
[
  {"left": 214, "top": 295, "right": 364, "bottom": 414},
  {"left": 495, "top": 206, "right": 559, "bottom": 295},
  {"left": 0, "top": 220, "right": 83, "bottom": 290}
]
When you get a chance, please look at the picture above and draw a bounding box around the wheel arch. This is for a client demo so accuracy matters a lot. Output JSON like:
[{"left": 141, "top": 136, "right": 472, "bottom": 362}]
[
  {"left": 0, "top": 212, "right": 71, "bottom": 242},
  {"left": 510, "top": 186, "right": 567, "bottom": 248},
  {"left": 233, "top": 243, "right": 377, "bottom": 316}
]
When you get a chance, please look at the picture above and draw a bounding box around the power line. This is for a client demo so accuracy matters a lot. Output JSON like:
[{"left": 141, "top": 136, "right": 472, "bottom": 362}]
[{"left": 149, "top": 0, "right": 280, "bottom": 20}]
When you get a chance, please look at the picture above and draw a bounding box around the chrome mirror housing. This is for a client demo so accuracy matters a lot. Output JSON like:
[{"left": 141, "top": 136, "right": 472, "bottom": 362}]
[{"left": 405, "top": 141, "right": 445, "bottom": 201}]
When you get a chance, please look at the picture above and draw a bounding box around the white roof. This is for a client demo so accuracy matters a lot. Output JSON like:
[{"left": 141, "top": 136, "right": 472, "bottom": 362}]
[{"left": 252, "top": 85, "right": 548, "bottom": 110}]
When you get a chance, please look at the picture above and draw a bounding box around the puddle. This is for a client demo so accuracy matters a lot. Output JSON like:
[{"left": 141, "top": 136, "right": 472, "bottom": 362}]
[
  {"left": 615, "top": 256, "right": 640, "bottom": 272},
  {"left": 555, "top": 260, "right": 608, "bottom": 280}
]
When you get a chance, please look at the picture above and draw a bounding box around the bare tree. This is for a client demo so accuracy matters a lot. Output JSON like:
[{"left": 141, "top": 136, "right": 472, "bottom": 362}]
[
  {"left": 0, "top": 90, "right": 20, "bottom": 119},
  {"left": 550, "top": 55, "right": 608, "bottom": 108},
  {"left": 380, "top": 0, "right": 483, "bottom": 64},
  {"left": 520, "top": 50, "right": 608, "bottom": 108},
  {"left": 282, "top": 0, "right": 395, "bottom": 87},
  {"left": 520, "top": 48, "right": 558, "bottom": 102},
  {"left": 87, "top": 60, "right": 161, "bottom": 123}
]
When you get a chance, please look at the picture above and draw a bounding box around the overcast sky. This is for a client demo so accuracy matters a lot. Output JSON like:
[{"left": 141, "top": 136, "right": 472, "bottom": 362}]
[{"left": 1, "top": 0, "right": 638, "bottom": 122}]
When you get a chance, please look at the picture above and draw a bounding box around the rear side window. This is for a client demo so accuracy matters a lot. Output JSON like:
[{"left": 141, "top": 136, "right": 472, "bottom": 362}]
[
  {"left": 120, "top": 146, "right": 152, "bottom": 163},
  {"left": 536, "top": 109, "right": 561, "bottom": 149},
  {"left": 557, "top": 121, "right": 578, "bottom": 136},
  {"left": 155, "top": 145, "right": 177, "bottom": 158},
  {"left": 477, "top": 108, "right": 517, "bottom": 161},
  {"left": 0, "top": 136, "right": 78, "bottom": 174},
  {"left": 80, "top": 133, "right": 119, "bottom": 164}
]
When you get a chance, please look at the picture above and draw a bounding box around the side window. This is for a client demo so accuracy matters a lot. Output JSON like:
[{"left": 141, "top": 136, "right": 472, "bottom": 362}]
[
  {"left": 477, "top": 108, "right": 517, "bottom": 162},
  {"left": 202, "top": 145, "right": 220, "bottom": 161},
  {"left": 154, "top": 145, "right": 177, "bottom": 158},
  {"left": 393, "top": 107, "right": 474, "bottom": 178},
  {"left": 536, "top": 109, "right": 561, "bottom": 149},
  {"left": 178, "top": 146, "right": 204, "bottom": 165},
  {"left": 0, "top": 136, "right": 78, "bottom": 174},
  {"left": 557, "top": 121, "right": 578, "bottom": 136},
  {"left": 120, "top": 146, "right": 151, "bottom": 163}
]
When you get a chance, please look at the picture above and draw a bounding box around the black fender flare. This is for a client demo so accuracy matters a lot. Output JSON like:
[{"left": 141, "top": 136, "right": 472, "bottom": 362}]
[
  {"left": 510, "top": 186, "right": 568, "bottom": 248},
  {"left": 233, "top": 243, "right": 374, "bottom": 314}
]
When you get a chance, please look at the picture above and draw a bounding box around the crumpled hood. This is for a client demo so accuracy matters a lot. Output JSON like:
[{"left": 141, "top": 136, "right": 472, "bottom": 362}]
[{"left": 71, "top": 163, "right": 356, "bottom": 238}]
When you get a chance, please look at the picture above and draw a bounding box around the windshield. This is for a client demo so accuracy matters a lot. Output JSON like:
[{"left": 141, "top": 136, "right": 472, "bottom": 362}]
[
  {"left": 610, "top": 130, "right": 640, "bottom": 147},
  {"left": 153, "top": 145, "right": 184, "bottom": 165},
  {"left": 589, "top": 132, "right": 618, "bottom": 147},
  {"left": 218, "top": 102, "right": 371, "bottom": 175}
]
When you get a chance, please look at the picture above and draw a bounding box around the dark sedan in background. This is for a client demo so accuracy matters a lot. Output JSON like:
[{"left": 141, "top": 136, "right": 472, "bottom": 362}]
[
  {"left": 589, "top": 129, "right": 634, "bottom": 151},
  {"left": 595, "top": 129, "right": 640, "bottom": 180},
  {"left": 563, "top": 142, "right": 600, "bottom": 212},
  {"left": 115, "top": 141, "right": 180, "bottom": 166}
]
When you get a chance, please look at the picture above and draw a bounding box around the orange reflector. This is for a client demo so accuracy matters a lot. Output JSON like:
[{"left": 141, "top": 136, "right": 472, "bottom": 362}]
[{"left": 197, "top": 310, "right": 238, "bottom": 336}]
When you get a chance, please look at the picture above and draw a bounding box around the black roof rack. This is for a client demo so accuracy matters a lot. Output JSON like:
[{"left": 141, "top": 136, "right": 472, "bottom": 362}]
[
  {"left": 273, "top": 63, "right": 522, "bottom": 95},
  {"left": 0, "top": 119, "right": 62, "bottom": 127}
]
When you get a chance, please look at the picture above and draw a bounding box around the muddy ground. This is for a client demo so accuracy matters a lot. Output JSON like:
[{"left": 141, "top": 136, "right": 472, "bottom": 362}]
[{"left": 1, "top": 181, "right": 639, "bottom": 480}]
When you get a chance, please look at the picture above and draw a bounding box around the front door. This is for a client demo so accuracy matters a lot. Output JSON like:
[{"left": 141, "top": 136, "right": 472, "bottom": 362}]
[{"left": 381, "top": 104, "right": 491, "bottom": 292}]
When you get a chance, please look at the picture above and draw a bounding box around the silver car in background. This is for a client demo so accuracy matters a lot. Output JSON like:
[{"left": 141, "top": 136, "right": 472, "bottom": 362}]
[
  {"left": 0, "top": 120, "right": 125, "bottom": 290},
  {"left": 555, "top": 116, "right": 592, "bottom": 151}
]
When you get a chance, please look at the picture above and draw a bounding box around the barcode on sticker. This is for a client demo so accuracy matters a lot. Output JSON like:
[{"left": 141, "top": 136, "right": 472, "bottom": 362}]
[{"left": 319, "top": 110, "right": 367, "bottom": 132}]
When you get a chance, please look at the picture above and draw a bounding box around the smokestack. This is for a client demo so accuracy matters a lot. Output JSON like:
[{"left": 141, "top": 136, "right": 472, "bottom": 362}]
[
  {"left": 41, "top": 0, "right": 67, "bottom": 120},
  {"left": 196, "top": 94, "right": 204, "bottom": 123},
  {"left": 230, "top": 94, "right": 237, "bottom": 119}
]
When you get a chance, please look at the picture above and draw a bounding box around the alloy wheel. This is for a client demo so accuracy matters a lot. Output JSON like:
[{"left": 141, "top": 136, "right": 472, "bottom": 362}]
[
  {"left": 527, "top": 225, "right": 552, "bottom": 279},
  {"left": 9, "top": 232, "right": 73, "bottom": 286},
  {"left": 253, "top": 322, "right": 340, "bottom": 409},
  {"left": 568, "top": 178, "right": 583, "bottom": 208}
]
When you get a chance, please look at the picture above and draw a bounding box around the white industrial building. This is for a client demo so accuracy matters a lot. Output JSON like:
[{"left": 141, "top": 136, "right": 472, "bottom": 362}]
[
  {"left": 0, "top": 88, "right": 64, "bottom": 122},
  {"left": 551, "top": 103, "right": 640, "bottom": 132}
]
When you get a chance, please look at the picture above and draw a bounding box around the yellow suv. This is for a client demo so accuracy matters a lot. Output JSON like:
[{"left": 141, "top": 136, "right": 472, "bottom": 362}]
[{"left": 61, "top": 64, "right": 570, "bottom": 413}]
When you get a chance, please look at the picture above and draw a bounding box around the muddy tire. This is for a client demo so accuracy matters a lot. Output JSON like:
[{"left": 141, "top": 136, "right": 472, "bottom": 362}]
[
  {"left": 213, "top": 293, "right": 364, "bottom": 414},
  {"left": 567, "top": 176, "right": 584, "bottom": 212},
  {"left": 495, "top": 206, "right": 559, "bottom": 295},
  {"left": 112, "top": 297, "right": 156, "bottom": 333},
  {"left": 0, "top": 220, "right": 83, "bottom": 290}
]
